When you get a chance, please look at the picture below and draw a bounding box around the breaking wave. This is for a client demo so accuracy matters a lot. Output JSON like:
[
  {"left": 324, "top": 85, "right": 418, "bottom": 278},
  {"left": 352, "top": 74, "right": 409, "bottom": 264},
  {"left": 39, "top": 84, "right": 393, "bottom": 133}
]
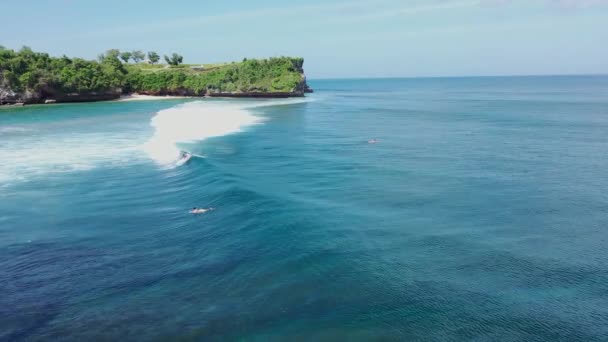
[{"left": 142, "top": 98, "right": 311, "bottom": 165}]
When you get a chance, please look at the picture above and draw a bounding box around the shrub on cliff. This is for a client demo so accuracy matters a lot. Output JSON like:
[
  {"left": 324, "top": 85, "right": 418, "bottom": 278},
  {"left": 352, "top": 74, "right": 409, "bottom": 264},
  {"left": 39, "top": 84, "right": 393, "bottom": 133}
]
[
  {"left": 0, "top": 46, "right": 127, "bottom": 96},
  {"left": 119, "top": 52, "right": 133, "bottom": 63},
  {"left": 164, "top": 53, "right": 184, "bottom": 66},
  {"left": 147, "top": 51, "right": 160, "bottom": 64},
  {"left": 131, "top": 51, "right": 145, "bottom": 63}
]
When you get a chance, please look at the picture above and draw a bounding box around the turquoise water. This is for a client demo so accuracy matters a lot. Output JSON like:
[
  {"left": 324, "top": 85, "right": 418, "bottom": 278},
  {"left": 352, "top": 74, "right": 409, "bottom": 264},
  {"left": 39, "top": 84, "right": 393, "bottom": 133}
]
[{"left": 2, "top": 76, "right": 608, "bottom": 340}]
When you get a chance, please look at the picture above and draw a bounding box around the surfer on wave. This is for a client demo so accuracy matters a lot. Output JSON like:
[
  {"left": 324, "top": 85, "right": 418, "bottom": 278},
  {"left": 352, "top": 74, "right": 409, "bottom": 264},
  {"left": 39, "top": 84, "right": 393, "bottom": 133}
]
[{"left": 176, "top": 151, "right": 192, "bottom": 166}]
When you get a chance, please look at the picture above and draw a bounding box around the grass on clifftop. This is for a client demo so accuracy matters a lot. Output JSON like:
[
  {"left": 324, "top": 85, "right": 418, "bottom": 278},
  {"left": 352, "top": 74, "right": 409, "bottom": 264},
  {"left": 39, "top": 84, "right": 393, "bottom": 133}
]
[
  {"left": 130, "top": 62, "right": 229, "bottom": 72},
  {"left": 125, "top": 57, "right": 305, "bottom": 94}
]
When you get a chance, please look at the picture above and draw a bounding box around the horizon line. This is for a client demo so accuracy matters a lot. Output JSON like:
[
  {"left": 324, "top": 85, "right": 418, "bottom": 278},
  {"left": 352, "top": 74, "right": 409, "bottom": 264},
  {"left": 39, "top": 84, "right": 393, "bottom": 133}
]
[{"left": 309, "top": 73, "right": 608, "bottom": 81}]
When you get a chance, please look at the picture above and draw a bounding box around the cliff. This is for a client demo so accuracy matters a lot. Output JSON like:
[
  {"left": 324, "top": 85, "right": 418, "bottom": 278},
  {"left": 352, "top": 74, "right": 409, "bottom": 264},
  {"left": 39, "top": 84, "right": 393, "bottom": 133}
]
[
  {"left": 0, "top": 47, "right": 312, "bottom": 105},
  {"left": 0, "top": 77, "right": 121, "bottom": 105}
]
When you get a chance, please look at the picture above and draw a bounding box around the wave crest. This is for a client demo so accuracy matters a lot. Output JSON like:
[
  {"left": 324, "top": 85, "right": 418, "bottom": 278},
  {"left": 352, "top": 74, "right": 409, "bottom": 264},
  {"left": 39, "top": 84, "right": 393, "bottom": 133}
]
[{"left": 142, "top": 101, "right": 263, "bottom": 165}]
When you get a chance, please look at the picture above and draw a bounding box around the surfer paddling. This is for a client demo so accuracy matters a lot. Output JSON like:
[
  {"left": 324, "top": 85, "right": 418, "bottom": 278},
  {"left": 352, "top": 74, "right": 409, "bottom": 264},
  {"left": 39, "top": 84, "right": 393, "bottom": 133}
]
[{"left": 190, "top": 207, "right": 214, "bottom": 214}]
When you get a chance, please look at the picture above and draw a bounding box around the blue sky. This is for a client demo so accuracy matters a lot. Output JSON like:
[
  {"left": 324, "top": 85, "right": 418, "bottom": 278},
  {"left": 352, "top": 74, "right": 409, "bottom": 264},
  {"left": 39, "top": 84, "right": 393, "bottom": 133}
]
[{"left": 2, "top": 0, "right": 607, "bottom": 78}]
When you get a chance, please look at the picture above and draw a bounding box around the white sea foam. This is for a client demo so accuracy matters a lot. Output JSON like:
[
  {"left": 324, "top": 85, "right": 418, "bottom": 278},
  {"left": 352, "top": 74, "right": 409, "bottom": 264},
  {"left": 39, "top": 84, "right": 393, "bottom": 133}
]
[
  {"left": 0, "top": 118, "right": 144, "bottom": 185},
  {"left": 0, "top": 132, "right": 141, "bottom": 184},
  {"left": 243, "top": 97, "right": 313, "bottom": 109},
  {"left": 0, "top": 97, "right": 312, "bottom": 184},
  {"left": 0, "top": 126, "right": 34, "bottom": 134}
]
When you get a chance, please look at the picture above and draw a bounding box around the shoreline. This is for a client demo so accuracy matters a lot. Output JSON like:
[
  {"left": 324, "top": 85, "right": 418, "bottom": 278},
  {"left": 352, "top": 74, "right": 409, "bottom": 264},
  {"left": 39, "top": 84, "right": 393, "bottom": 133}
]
[
  {"left": 116, "top": 94, "right": 193, "bottom": 102},
  {"left": 0, "top": 92, "right": 309, "bottom": 107}
]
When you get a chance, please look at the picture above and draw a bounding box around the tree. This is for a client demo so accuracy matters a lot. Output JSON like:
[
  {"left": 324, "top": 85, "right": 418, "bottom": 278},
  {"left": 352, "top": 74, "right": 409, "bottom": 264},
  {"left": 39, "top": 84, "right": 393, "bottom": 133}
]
[
  {"left": 173, "top": 53, "right": 183, "bottom": 65},
  {"left": 119, "top": 51, "right": 132, "bottom": 63},
  {"left": 164, "top": 53, "right": 183, "bottom": 66},
  {"left": 147, "top": 51, "right": 160, "bottom": 64},
  {"left": 100, "top": 49, "right": 127, "bottom": 78},
  {"left": 132, "top": 50, "right": 145, "bottom": 63},
  {"left": 105, "top": 49, "right": 120, "bottom": 59}
]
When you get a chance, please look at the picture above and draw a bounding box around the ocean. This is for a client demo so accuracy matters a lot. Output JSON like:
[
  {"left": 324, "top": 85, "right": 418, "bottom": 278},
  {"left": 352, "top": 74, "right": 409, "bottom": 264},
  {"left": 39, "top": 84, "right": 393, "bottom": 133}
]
[{"left": 1, "top": 76, "right": 608, "bottom": 341}]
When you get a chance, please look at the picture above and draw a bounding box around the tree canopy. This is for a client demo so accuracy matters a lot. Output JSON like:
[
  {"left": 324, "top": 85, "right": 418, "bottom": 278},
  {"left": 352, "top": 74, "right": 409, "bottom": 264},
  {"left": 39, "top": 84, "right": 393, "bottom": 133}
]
[
  {"left": 0, "top": 46, "right": 127, "bottom": 95},
  {"left": 131, "top": 51, "right": 145, "bottom": 63},
  {"left": 106, "top": 49, "right": 120, "bottom": 59},
  {"left": 147, "top": 51, "right": 160, "bottom": 64},
  {"left": 164, "top": 53, "right": 183, "bottom": 66},
  {"left": 119, "top": 51, "right": 133, "bottom": 63},
  {"left": 1, "top": 46, "right": 307, "bottom": 103}
]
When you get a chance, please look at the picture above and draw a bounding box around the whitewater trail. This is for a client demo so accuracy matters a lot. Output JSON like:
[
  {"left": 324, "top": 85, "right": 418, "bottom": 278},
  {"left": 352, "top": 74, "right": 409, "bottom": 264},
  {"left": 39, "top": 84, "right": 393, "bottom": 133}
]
[
  {"left": 0, "top": 128, "right": 141, "bottom": 185},
  {"left": 0, "top": 97, "right": 313, "bottom": 185}
]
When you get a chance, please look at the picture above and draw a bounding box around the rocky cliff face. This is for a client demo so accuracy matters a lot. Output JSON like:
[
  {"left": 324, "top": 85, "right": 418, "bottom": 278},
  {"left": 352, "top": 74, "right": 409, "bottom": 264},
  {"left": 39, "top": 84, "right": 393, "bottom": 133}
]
[
  {"left": 0, "top": 86, "right": 19, "bottom": 104},
  {"left": 207, "top": 75, "right": 313, "bottom": 98},
  {"left": 297, "top": 74, "right": 314, "bottom": 94},
  {"left": 1, "top": 72, "right": 124, "bottom": 105},
  {"left": 0, "top": 74, "right": 20, "bottom": 105},
  {"left": 0, "top": 84, "right": 122, "bottom": 105},
  {"left": 129, "top": 72, "right": 312, "bottom": 98}
]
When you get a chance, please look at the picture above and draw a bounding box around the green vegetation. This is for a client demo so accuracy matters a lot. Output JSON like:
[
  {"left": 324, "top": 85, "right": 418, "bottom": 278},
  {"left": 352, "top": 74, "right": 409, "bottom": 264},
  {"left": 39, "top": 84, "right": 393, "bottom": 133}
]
[
  {"left": 147, "top": 51, "right": 160, "bottom": 64},
  {"left": 131, "top": 51, "right": 145, "bottom": 63},
  {"left": 164, "top": 53, "right": 183, "bottom": 66},
  {"left": 0, "top": 46, "right": 309, "bottom": 104},
  {"left": 126, "top": 57, "right": 305, "bottom": 94},
  {"left": 0, "top": 46, "right": 126, "bottom": 95},
  {"left": 119, "top": 51, "right": 132, "bottom": 63},
  {"left": 105, "top": 49, "right": 120, "bottom": 60}
]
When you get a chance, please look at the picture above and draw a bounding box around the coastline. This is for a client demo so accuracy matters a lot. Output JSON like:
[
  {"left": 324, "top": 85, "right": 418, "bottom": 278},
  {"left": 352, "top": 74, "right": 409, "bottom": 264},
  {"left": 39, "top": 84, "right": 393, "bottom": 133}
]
[
  {"left": 117, "top": 94, "right": 192, "bottom": 102},
  {"left": 0, "top": 92, "right": 310, "bottom": 107},
  {"left": 0, "top": 52, "right": 312, "bottom": 107}
]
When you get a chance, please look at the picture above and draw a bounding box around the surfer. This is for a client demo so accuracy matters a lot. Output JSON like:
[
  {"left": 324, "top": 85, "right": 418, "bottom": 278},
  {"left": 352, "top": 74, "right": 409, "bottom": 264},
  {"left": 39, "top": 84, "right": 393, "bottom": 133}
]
[
  {"left": 190, "top": 207, "right": 214, "bottom": 214},
  {"left": 176, "top": 151, "right": 192, "bottom": 166},
  {"left": 368, "top": 139, "right": 379, "bottom": 144}
]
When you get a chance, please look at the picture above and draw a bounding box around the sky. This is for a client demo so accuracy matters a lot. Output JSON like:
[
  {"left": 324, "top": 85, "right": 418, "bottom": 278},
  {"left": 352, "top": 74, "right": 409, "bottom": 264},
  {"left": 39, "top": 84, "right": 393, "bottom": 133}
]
[{"left": 1, "top": 0, "right": 607, "bottom": 78}]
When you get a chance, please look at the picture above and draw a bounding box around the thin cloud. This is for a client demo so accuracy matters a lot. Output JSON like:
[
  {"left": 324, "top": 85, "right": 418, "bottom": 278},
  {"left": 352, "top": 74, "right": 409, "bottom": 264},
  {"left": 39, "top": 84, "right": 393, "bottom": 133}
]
[
  {"left": 553, "top": 0, "right": 608, "bottom": 7},
  {"left": 83, "top": 0, "right": 394, "bottom": 37},
  {"left": 335, "top": 1, "right": 480, "bottom": 22},
  {"left": 480, "top": 0, "right": 608, "bottom": 7},
  {"left": 80, "top": 0, "right": 480, "bottom": 38}
]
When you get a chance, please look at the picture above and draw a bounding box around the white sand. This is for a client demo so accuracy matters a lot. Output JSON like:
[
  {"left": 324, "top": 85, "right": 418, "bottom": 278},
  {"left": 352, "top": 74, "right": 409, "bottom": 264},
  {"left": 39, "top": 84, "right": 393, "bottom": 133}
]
[{"left": 117, "top": 94, "right": 192, "bottom": 102}]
